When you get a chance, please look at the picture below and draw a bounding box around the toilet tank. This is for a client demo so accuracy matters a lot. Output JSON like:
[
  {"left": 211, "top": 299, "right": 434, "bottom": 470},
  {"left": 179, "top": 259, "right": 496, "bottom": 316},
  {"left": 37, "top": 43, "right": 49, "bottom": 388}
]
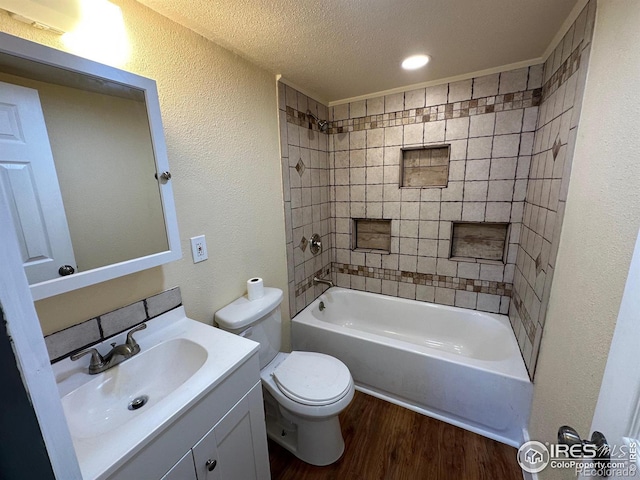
[{"left": 214, "top": 287, "right": 283, "bottom": 368}]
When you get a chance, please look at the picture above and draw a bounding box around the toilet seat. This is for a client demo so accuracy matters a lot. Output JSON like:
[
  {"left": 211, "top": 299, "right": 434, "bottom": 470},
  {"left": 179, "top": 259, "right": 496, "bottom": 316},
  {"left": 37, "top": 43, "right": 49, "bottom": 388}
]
[{"left": 272, "top": 351, "right": 352, "bottom": 406}]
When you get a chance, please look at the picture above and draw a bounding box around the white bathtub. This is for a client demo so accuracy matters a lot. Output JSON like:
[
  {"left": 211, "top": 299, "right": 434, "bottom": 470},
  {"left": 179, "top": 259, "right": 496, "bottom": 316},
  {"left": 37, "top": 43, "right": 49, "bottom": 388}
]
[{"left": 291, "top": 287, "right": 532, "bottom": 447}]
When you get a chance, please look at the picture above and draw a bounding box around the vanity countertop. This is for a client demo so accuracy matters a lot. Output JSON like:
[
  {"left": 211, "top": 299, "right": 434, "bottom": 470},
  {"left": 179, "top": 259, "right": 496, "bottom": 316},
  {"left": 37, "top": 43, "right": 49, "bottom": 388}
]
[{"left": 52, "top": 307, "right": 259, "bottom": 480}]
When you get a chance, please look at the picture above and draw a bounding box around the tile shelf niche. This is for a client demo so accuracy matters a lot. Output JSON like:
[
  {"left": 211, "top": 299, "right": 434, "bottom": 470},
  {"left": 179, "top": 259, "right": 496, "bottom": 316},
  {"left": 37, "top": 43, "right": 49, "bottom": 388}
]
[
  {"left": 400, "top": 145, "right": 451, "bottom": 188},
  {"left": 352, "top": 219, "right": 392, "bottom": 254},
  {"left": 450, "top": 222, "right": 510, "bottom": 263}
]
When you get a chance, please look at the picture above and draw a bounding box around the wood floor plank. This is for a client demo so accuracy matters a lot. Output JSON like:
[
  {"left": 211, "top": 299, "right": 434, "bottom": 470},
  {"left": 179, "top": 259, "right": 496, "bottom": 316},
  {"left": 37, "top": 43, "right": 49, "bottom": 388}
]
[{"left": 269, "top": 391, "right": 523, "bottom": 480}]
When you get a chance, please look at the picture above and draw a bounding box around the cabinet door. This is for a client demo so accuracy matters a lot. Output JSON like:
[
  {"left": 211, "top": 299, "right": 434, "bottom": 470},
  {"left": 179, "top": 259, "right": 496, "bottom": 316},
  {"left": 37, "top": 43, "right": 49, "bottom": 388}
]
[
  {"left": 161, "top": 451, "right": 197, "bottom": 480},
  {"left": 192, "top": 383, "right": 270, "bottom": 480}
]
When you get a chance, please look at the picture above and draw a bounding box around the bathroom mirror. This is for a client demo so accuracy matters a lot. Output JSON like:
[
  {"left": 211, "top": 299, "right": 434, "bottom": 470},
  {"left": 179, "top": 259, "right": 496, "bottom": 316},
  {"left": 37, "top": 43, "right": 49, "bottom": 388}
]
[{"left": 0, "top": 33, "right": 181, "bottom": 300}]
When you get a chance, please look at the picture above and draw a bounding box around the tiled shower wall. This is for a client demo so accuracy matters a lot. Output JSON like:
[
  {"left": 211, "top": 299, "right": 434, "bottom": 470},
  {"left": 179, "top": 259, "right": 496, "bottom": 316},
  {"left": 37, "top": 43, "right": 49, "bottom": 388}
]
[
  {"left": 327, "top": 65, "right": 544, "bottom": 314},
  {"left": 510, "top": 0, "right": 596, "bottom": 377},
  {"left": 278, "top": 83, "right": 332, "bottom": 317}
]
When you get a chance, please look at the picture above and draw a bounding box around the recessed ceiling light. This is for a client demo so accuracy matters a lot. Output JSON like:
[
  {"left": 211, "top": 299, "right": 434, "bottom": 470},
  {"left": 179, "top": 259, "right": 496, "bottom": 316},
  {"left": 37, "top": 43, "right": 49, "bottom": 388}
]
[{"left": 402, "top": 55, "right": 430, "bottom": 70}]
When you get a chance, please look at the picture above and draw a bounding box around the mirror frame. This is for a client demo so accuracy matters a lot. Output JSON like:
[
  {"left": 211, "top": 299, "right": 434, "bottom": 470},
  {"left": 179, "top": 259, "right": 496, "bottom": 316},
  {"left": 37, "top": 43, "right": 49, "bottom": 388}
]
[{"left": 0, "top": 32, "right": 182, "bottom": 301}]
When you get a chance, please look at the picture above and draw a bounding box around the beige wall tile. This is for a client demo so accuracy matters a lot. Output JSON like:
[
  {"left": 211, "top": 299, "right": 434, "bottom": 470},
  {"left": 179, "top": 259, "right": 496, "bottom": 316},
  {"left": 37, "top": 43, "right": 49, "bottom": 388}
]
[
  {"left": 499, "top": 67, "right": 529, "bottom": 94},
  {"left": 448, "top": 79, "right": 472, "bottom": 103},
  {"left": 472, "top": 74, "right": 499, "bottom": 98},
  {"left": 405, "top": 88, "right": 426, "bottom": 109}
]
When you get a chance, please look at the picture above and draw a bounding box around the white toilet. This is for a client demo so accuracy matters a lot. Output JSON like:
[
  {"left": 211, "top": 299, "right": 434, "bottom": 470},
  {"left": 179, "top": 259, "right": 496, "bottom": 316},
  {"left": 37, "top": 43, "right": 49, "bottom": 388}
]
[{"left": 214, "top": 287, "right": 354, "bottom": 466}]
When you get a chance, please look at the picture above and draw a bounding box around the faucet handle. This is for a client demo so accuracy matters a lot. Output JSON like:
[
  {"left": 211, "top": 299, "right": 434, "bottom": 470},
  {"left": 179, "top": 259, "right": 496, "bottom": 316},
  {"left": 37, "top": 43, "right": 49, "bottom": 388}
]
[
  {"left": 125, "top": 323, "right": 147, "bottom": 352},
  {"left": 70, "top": 348, "right": 104, "bottom": 370}
]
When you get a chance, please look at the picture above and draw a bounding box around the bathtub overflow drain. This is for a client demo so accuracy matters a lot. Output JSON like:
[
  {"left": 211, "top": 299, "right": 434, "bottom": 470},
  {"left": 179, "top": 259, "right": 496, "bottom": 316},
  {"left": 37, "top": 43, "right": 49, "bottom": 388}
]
[{"left": 128, "top": 395, "right": 148, "bottom": 411}]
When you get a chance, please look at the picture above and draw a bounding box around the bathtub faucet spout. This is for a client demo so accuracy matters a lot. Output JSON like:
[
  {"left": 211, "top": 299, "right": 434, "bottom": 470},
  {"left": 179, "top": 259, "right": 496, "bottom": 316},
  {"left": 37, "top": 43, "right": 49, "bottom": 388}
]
[{"left": 313, "top": 276, "right": 334, "bottom": 289}]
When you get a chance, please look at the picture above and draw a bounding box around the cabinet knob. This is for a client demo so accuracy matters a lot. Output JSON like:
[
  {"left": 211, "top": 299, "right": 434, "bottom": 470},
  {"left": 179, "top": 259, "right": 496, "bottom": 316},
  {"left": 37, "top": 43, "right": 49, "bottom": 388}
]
[{"left": 206, "top": 459, "right": 217, "bottom": 471}]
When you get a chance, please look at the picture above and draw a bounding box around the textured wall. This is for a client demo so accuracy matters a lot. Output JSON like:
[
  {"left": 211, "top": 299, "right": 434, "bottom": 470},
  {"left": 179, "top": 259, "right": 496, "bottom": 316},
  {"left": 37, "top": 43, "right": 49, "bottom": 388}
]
[
  {"left": 529, "top": 2, "right": 640, "bottom": 478},
  {"left": 0, "top": 0, "right": 288, "bottom": 335}
]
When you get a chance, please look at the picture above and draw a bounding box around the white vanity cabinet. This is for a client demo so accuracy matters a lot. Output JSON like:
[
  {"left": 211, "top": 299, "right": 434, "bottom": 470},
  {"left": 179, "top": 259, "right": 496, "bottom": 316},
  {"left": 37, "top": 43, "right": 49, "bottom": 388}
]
[
  {"left": 161, "top": 383, "right": 269, "bottom": 480},
  {"left": 161, "top": 451, "right": 197, "bottom": 480},
  {"left": 103, "top": 343, "right": 271, "bottom": 480},
  {"left": 192, "top": 383, "right": 268, "bottom": 480}
]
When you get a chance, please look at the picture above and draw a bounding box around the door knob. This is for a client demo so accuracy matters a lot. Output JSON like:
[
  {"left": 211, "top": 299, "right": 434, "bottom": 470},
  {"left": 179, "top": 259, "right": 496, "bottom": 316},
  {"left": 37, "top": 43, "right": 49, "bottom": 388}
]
[
  {"left": 205, "top": 459, "right": 217, "bottom": 471},
  {"left": 558, "top": 425, "right": 610, "bottom": 459},
  {"left": 155, "top": 171, "right": 172, "bottom": 182},
  {"left": 58, "top": 265, "right": 75, "bottom": 276}
]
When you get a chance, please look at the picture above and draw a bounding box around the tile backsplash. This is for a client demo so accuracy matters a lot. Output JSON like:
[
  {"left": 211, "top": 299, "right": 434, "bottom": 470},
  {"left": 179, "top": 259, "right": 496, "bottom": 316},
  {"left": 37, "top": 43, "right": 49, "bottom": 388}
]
[{"left": 44, "top": 287, "right": 182, "bottom": 362}]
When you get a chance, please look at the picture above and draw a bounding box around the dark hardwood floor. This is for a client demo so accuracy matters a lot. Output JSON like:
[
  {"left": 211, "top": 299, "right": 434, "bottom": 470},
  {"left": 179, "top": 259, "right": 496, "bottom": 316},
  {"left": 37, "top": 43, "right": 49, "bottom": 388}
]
[{"left": 269, "top": 391, "right": 523, "bottom": 480}]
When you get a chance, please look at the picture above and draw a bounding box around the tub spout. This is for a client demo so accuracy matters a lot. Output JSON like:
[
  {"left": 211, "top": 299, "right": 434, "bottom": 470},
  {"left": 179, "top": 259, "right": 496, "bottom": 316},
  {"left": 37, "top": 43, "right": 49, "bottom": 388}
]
[{"left": 313, "top": 276, "right": 334, "bottom": 289}]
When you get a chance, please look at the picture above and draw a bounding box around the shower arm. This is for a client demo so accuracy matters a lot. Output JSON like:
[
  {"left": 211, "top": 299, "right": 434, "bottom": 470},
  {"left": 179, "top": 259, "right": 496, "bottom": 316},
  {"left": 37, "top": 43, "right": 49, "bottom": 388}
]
[{"left": 306, "top": 110, "right": 329, "bottom": 132}]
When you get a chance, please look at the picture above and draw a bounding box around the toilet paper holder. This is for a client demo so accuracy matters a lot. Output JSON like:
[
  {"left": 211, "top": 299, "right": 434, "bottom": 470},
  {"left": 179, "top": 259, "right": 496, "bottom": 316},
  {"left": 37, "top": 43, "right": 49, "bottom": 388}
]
[{"left": 310, "top": 234, "right": 322, "bottom": 255}]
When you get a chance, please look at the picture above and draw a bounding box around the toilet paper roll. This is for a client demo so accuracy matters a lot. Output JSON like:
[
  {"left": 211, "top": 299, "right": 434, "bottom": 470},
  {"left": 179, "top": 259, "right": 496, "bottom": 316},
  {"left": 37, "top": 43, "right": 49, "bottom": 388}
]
[{"left": 247, "top": 277, "right": 264, "bottom": 301}]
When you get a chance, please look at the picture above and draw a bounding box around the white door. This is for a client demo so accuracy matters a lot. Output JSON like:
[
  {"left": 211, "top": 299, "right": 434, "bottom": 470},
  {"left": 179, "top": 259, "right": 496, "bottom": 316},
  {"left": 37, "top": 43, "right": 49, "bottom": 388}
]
[
  {"left": 0, "top": 171, "right": 82, "bottom": 478},
  {"left": 0, "top": 81, "right": 76, "bottom": 284},
  {"left": 588, "top": 228, "right": 640, "bottom": 478}
]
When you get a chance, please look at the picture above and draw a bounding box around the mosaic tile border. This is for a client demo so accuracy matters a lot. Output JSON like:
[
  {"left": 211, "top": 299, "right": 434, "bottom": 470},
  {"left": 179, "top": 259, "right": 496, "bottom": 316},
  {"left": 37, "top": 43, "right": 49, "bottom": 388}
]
[
  {"left": 542, "top": 42, "right": 583, "bottom": 102},
  {"left": 294, "top": 265, "right": 332, "bottom": 297},
  {"left": 332, "top": 262, "right": 512, "bottom": 296},
  {"left": 326, "top": 89, "right": 542, "bottom": 134},
  {"left": 285, "top": 48, "right": 581, "bottom": 137},
  {"left": 512, "top": 290, "right": 535, "bottom": 343}
]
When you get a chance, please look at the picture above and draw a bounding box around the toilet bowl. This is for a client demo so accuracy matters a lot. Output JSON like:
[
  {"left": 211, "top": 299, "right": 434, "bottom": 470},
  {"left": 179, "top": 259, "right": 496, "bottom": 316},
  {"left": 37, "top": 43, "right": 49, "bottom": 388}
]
[{"left": 214, "top": 287, "right": 354, "bottom": 466}]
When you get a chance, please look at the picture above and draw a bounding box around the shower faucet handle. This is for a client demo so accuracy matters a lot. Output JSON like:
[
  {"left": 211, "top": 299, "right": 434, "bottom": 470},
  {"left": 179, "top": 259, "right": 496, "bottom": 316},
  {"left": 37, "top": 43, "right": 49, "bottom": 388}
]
[{"left": 310, "top": 233, "right": 322, "bottom": 255}]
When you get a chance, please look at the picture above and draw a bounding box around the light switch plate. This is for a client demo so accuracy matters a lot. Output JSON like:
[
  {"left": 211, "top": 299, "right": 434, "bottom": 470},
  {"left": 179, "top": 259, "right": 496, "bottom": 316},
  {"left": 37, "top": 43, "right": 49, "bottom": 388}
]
[{"left": 190, "top": 235, "right": 208, "bottom": 263}]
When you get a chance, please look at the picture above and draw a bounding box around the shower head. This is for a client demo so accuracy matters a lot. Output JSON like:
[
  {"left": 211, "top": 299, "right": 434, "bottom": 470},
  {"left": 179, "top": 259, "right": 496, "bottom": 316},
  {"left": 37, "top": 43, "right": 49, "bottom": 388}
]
[
  {"left": 317, "top": 119, "right": 329, "bottom": 133},
  {"left": 307, "top": 110, "right": 329, "bottom": 133}
]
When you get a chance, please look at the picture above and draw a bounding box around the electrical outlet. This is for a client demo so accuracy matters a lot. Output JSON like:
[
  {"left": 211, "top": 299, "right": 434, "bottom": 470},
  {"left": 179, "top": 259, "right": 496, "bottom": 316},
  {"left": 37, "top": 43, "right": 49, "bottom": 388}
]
[{"left": 190, "top": 235, "right": 208, "bottom": 263}]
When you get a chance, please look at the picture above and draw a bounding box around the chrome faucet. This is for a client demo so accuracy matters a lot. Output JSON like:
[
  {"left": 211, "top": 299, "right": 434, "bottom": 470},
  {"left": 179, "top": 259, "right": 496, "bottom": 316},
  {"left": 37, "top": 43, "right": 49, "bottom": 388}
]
[
  {"left": 71, "top": 323, "right": 147, "bottom": 374},
  {"left": 313, "top": 276, "right": 334, "bottom": 289}
]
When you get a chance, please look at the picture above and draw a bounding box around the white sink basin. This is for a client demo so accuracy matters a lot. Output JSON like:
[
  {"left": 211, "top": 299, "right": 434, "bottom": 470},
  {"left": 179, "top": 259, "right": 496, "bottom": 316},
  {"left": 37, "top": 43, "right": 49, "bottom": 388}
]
[
  {"left": 53, "top": 307, "right": 260, "bottom": 480},
  {"left": 62, "top": 338, "right": 207, "bottom": 439}
]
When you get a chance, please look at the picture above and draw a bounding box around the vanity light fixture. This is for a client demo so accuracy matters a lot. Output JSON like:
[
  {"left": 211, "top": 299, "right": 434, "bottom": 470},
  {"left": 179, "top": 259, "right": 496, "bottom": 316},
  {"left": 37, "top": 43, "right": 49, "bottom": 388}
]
[
  {"left": 401, "top": 54, "right": 431, "bottom": 70},
  {"left": 62, "top": 0, "right": 130, "bottom": 67},
  {"left": 0, "top": 0, "right": 81, "bottom": 34}
]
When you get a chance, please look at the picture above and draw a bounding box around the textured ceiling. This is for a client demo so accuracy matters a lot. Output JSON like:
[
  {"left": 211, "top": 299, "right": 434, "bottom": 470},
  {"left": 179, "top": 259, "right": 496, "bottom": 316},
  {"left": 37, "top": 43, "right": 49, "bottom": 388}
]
[{"left": 134, "top": 0, "right": 579, "bottom": 104}]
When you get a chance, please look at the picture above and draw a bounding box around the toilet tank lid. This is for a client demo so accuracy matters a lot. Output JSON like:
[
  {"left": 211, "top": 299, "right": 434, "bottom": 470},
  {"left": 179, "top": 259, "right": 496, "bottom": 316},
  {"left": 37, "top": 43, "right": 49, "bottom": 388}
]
[{"left": 214, "top": 287, "right": 283, "bottom": 330}]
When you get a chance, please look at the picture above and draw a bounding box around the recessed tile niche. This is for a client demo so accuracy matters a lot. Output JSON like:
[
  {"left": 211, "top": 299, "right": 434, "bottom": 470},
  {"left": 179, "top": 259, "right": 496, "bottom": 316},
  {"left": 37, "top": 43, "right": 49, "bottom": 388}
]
[
  {"left": 450, "top": 222, "right": 509, "bottom": 262},
  {"left": 352, "top": 219, "right": 392, "bottom": 253},
  {"left": 400, "top": 145, "right": 450, "bottom": 188}
]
